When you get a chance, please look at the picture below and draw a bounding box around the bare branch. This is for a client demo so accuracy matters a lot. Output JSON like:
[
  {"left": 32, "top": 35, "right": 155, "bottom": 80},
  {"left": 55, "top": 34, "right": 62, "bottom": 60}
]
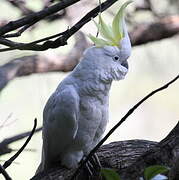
[
  {"left": 4, "top": 0, "right": 67, "bottom": 38},
  {"left": 0, "top": 2, "right": 178, "bottom": 51},
  {"left": 130, "top": 15, "right": 179, "bottom": 46},
  {"left": 2, "top": 22, "right": 36, "bottom": 38},
  {"left": 0, "top": 165, "right": 12, "bottom": 180},
  {"left": 0, "top": 0, "right": 80, "bottom": 36},
  {"left": 3, "top": 119, "right": 37, "bottom": 169},
  {"left": 120, "top": 120, "right": 179, "bottom": 179},
  {"left": 32, "top": 120, "right": 179, "bottom": 179},
  {"left": 31, "top": 140, "right": 157, "bottom": 180},
  {"left": 0, "top": 119, "right": 38, "bottom": 180},
  {"left": 0, "top": 0, "right": 118, "bottom": 52}
]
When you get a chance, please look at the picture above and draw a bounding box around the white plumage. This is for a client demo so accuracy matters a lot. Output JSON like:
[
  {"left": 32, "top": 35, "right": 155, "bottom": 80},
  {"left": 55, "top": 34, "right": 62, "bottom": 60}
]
[{"left": 37, "top": 8, "right": 131, "bottom": 173}]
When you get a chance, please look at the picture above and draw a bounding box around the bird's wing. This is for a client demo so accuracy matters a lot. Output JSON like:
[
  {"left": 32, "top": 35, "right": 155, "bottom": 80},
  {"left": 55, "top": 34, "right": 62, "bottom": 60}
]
[{"left": 42, "top": 85, "right": 79, "bottom": 160}]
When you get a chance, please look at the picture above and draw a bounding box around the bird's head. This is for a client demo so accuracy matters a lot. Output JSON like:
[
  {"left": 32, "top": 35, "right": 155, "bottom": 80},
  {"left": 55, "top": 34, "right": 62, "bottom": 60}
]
[{"left": 84, "top": 1, "right": 132, "bottom": 82}]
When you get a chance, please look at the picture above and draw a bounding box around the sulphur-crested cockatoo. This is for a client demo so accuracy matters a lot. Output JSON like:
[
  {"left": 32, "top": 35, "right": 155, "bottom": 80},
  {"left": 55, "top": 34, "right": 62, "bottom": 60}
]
[{"left": 37, "top": 1, "right": 132, "bottom": 173}]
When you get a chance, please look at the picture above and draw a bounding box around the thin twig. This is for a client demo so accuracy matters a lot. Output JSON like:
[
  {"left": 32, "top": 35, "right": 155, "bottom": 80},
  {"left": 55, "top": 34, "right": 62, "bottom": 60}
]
[
  {"left": 3, "top": 118, "right": 37, "bottom": 169},
  {"left": 2, "top": 22, "right": 36, "bottom": 38},
  {"left": 71, "top": 74, "right": 179, "bottom": 179},
  {"left": 96, "top": 0, "right": 102, "bottom": 38},
  {"left": 0, "top": 113, "right": 13, "bottom": 129},
  {"left": 0, "top": 165, "right": 12, "bottom": 180}
]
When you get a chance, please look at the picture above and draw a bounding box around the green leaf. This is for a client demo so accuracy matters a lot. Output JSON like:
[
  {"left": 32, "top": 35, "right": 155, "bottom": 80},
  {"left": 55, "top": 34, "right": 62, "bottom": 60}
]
[
  {"left": 112, "top": 1, "right": 132, "bottom": 41},
  {"left": 101, "top": 168, "right": 121, "bottom": 180},
  {"left": 88, "top": 34, "right": 110, "bottom": 47},
  {"left": 144, "top": 165, "right": 169, "bottom": 180}
]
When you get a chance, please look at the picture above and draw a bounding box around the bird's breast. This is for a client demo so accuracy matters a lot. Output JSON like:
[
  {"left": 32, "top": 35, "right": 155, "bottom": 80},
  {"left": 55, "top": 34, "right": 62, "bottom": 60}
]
[{"left": 77, "top": 97, "right": 108, "bottom": 136}]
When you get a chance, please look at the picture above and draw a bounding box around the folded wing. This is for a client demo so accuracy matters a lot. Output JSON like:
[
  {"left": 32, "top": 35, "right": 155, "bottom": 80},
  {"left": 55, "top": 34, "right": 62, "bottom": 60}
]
[{"left": 42, "top": 85, "right": 79, "bottom": 168}]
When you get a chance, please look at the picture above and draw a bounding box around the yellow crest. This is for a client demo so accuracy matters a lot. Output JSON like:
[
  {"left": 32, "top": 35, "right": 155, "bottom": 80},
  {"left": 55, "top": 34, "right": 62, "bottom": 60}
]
[{"left": 88, "top": 1, "right": 132, "bottom": 47}]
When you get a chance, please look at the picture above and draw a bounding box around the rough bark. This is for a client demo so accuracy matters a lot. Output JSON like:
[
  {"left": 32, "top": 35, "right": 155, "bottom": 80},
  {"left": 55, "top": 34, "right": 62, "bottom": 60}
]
[
  {"left": 31, "top": 121, "right": 179, "bottom": 180},
  {"left": 32, "top": 140, "right": 157, "bottom": 180}
]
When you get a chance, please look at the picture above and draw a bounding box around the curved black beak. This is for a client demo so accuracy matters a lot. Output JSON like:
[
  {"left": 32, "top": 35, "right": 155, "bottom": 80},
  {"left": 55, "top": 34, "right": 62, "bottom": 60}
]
[{"left": 121, "top": 60, "right": 128, "bottom": 69}]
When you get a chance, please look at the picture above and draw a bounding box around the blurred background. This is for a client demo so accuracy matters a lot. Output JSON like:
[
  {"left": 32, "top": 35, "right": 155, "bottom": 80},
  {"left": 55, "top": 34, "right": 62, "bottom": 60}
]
[{"left": 0, "top": 0, "right": 179, "bottom": 179}]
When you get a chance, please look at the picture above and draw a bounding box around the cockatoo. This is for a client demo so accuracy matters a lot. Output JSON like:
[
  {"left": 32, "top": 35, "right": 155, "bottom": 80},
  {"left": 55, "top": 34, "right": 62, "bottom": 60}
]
[{"left": 37, "top": 1, "right": 132, "bottom": 173}]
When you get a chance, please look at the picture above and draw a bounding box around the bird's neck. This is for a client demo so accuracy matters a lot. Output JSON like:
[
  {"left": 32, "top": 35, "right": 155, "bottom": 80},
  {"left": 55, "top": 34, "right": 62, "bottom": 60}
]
[
  {"left": 80, "top": 77, "right": 112, "bottom": 96},
  {"left": 72, "top": 66, "right": 112, "bottom": 102}
]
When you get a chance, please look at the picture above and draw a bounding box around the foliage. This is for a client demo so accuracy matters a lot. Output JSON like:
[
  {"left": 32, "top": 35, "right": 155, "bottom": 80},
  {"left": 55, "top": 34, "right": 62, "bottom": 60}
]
[
  {"left": 101, "top": 168, "right": 121, "bottom": 180},
  {"left": 101, "top": 165, "right": 170, "bottom": 180},
  {"left": 144, "top": 165, "right": 169, "bottom": 180}
]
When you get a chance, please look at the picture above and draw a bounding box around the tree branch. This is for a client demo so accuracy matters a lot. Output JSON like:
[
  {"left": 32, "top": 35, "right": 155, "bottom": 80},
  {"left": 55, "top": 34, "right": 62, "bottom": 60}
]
[
  {"left": 3, "top": 0, "right": 67, "bottom": 38},
  {"left": 2, "top": 119, "right": 37, "bottom": 169},
  {"left": 0, "top": 0, "right": 80, "bottom": 36},
  {"left": 32, "top": 121, "right": 179, "bottom": 180},
  {"left": 0, "top": 119, "right": 38, "bottom": 180},
  {"left": 0, "top": 0, "right": 118, "bottom": 52},
  {"left": 0, "top": 164, "right": 12, "bottom": 180},
  {"left": 120, "top": 120, "right": 179, "bottom": 180},
  {"left": 130, "top": 15, "right": 179, "bottom": 46},
  {"left": 2, "top": 21, "right": 37, "bottom": 38}
]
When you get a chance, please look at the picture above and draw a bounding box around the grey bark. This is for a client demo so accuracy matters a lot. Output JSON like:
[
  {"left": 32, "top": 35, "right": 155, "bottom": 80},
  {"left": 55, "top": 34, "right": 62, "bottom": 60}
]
[{"left": 31, "top": 121, "right": 179, "bottom": 180}]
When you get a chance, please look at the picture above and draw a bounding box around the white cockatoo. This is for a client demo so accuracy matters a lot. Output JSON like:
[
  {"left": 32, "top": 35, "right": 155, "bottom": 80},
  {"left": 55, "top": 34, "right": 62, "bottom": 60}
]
[{"left": 37, "top": 1, "right": 132, "bottom": 173}]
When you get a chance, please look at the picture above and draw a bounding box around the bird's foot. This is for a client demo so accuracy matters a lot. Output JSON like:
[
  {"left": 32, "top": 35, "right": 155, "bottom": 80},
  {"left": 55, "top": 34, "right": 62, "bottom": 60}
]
[{"left": 81, "top": 153, "right": 102, "bottom": 180}]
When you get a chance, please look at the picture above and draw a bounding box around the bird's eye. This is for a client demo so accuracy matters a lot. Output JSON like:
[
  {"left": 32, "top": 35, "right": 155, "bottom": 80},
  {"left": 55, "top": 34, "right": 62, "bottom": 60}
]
[{"left": 113, "top": 55, "right": 120, "bottom": 61}]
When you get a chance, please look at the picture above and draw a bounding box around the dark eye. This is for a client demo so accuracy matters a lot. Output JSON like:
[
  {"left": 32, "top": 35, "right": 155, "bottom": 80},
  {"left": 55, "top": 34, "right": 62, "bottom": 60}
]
[{"left": 113, "top": 55, "right": 120, "bottom": 61}]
